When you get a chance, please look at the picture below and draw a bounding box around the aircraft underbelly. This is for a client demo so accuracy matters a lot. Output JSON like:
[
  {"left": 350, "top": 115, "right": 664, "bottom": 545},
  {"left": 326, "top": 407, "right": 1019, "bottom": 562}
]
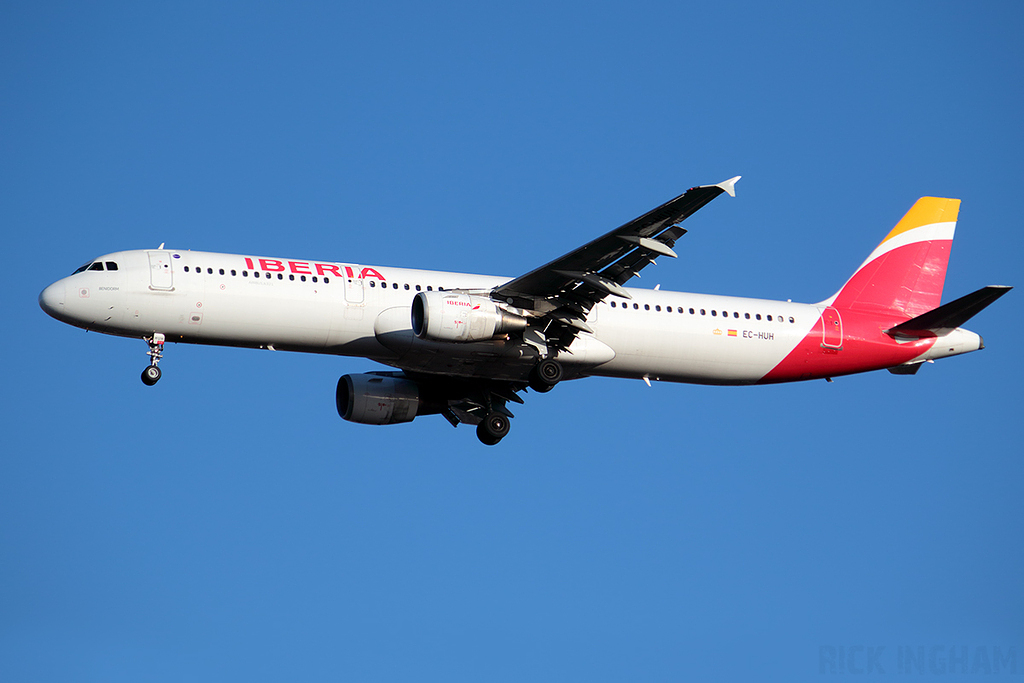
[{"left": 123, "top": 276, "right": 340, "bottom": 349}]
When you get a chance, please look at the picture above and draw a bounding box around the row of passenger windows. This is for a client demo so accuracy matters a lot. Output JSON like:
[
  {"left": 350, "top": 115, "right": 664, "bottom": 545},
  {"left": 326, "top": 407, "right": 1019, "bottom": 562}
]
[
  {"left": 369, "top": 280, "right": 441, "bottom": 291},
  {"left": 175, "top": 265, "right": 794, "bottom": 322},
  {"left": 608, "top": 299, "right": 796, "bottom": 323},
  {"left": 184, "top": 265, "right": 331, "bottom": 283},
  {"left": 72, "top": 261, "right": 119, "bottom": 274},
  {"left": 181, "top": 265, "right": 448, "bottom": 291}
]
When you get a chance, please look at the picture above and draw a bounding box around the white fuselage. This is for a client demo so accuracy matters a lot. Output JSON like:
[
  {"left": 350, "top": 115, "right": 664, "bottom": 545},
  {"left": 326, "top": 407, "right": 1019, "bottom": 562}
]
[{"left": 41, "top": 249, "right": 827, "bottom": 385}]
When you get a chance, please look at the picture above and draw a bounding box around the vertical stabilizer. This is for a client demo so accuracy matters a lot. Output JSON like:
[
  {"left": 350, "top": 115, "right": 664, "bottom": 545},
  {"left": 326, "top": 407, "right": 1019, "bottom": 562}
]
[{"left": 826, "top": 197, "right": 959, "bottom": 317}]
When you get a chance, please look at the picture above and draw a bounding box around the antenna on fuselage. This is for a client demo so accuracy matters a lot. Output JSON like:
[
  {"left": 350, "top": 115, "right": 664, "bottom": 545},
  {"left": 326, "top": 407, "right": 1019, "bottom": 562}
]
[{"left": 158, "top": 242, "right": 165, "bottom": 249}]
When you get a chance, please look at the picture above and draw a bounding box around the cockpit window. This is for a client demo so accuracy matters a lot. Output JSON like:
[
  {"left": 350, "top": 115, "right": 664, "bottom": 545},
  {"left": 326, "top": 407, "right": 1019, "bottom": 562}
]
[
  {"left": 88, "top": 262, "right": 104, "bottom": 271},
  {"left": 73, "top": 262, "right": 93, "bottom": 274},
  {"left": 105, "top": 262, "right": 118, "bottom": 271}
]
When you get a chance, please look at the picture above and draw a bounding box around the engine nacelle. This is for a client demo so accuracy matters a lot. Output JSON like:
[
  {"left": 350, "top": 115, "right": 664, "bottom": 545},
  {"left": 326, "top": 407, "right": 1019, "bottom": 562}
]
[
  {"left": 336, "top": 373, "right": 421, "bottom": 425},
  {"left": 411, "top": 291, "right": 527, "bottom": 343}
]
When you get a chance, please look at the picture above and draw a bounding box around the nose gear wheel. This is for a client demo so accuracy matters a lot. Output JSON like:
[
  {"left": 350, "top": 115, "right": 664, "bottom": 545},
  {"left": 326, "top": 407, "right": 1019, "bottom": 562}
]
[{"left": 141, "top": 333, "right": 165, "bottom": 385}]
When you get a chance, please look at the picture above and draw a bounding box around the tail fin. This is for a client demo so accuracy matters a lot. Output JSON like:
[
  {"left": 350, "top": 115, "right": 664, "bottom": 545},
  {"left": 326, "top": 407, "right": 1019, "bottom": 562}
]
[{"left": 825, "top": 197, "right": 960, "bottom": 317}]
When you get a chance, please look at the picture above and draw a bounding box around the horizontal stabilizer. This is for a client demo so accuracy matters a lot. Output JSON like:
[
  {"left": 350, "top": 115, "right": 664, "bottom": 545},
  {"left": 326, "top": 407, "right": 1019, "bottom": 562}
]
[
  {"left": 888, "top": 361, "right": 925, "bottom": 375},
  {"left": 885, "top": 285, "right": 1012, "bottom": 337}
]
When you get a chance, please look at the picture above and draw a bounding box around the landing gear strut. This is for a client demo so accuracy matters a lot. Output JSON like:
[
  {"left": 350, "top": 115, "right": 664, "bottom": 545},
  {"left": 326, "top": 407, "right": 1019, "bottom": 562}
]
[
  {"left": 476, "top": 411, "right": 511, "bottom": 446},
  {"left": 529, "top": 358, "right": 562, "bottom": 393},
  {"left": 141, "top": 333, "right": 165, "bottom": 386}
]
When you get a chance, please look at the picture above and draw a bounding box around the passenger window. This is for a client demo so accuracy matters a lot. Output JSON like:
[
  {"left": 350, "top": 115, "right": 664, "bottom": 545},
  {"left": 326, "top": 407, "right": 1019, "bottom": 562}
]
[
  {"left": 734, "top": 312, "right": 739, "bottom": 318},
  {"left": 711, "top": 310, "right": 717, "bottom": 316},
  {"left": 700, "top": 309, "right": 706, "bottom": 315},
  {"left": 755, "top": 313, "right": 761, "bottom": 320},
  {"left": 633, "top": 303, "right": 639, "bottom": 310},
  {"left": 184, "top": 266, "right": 190, "bottom": 272},
  {"left": 767, "top": 315, "right": 773, "bottom": 321},
  {"left": 644, "top": 304, "right": 650, "bottom": 311},
  {"left": 242, "top": 271, "right": 248, "bottom": 277},
  {"left": 207, "top": 268, "right": 213, "bottom": 274},
  {"left": 105, "top": 262, "right": 118, "bottom": 271},
  {"left": 219, "top": 268, "right": 224, "bottom": 275},
  {"left": 677, "top": 307, "right": 683, "bottom": 314},
  {"left": 231, "top": 270, "right": 236, "bottom": 276},
  {"left": 721, "top": 311, "right": 727, "bottom": 317},
  {"left": 655, "top": 305, "right": 661, "bottom": 312},
  {"left": 393, "top": 283, "right": 398, "bottom": 289},
  {"left": 745, "top": 313, "right": 750, "bottom": 319},
  {"left": 789, "top": 316, "right": 795, "bottom": 323},
  {"left": 689, "top": 308, "right": 695, "bottom": 314},
  {"left": 277, "top": 273, "right": 283, "bottom": 280},
  {"left": 324, "top": 277, "right": 330, "bottom": 283},
  {"left": 427, "top": 286, "right": 432, "bottom": 291},
  {"left": 610, "top": 301, "right": 616, "bottom": 308},
  {"left": 312, "top": 276, "right": 318, "bottom": 283},
  {"left": 301, "top": 275, "right": 306, "bottom": 282},
  {"left": 404, "top": 284, "right": 410, "bottom": 290},
  {"left": 265, "top": 272, "right": 271, "bottom": 279},
  {"left": 415, "top": 285, "right": 421, "bottom": 291},
  {"left": 369, "top": 281, "right": 375, "bottom": 287},
  {"left": 289, "top": 274, "right": 294, "bottom": 281}
]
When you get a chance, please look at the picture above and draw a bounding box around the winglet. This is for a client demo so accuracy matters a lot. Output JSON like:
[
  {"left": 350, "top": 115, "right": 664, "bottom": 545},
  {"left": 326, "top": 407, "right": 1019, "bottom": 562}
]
[{"left": 716, "top": 176, "right": 741, "bottom": 198}]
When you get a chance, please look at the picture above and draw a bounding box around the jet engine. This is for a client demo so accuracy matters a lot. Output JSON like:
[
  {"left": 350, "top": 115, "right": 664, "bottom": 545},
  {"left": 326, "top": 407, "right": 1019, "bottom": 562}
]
[
  {"left": 411, "top": 291, "right": 527, "bottom": 343},
  {"left": 336, "top": 373, "right": 424, "bottom": 425}
]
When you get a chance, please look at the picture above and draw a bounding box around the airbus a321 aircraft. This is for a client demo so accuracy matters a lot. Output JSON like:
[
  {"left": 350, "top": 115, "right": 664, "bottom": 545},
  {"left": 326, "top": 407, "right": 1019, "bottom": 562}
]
[{"left": 39, "top": 178, "right": 1010, "bottom": 444}]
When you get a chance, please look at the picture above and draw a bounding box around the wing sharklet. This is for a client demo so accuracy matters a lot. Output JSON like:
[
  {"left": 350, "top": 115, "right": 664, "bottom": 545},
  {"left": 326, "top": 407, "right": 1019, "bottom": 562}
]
[{"left": 710, "top": 175, "right": 741, "bottom": 198}]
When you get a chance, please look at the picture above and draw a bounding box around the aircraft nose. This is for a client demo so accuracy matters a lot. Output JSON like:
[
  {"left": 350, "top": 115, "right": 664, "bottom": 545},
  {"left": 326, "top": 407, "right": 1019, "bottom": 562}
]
[{"left": 39, "top": 281, "right": 66, "bottom": 319}]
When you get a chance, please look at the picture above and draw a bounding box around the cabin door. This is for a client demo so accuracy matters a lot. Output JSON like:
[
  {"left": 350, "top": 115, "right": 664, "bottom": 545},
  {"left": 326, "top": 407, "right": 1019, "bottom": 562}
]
[
  {"left": 147, "top": 251, "right": 174, "bottom": 290},
  {"left": 820, "top": 306, "right": 843, "bottom": 349}
]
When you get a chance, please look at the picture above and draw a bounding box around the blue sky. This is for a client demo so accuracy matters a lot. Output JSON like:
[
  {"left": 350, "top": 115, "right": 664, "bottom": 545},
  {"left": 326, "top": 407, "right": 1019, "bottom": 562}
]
[{"left": 2, "top": 2, "right": 1022, "bottom": 680}]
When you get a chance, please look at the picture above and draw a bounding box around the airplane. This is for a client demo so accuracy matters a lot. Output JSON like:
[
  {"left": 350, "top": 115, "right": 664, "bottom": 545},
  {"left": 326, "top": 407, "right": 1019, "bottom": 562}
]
[{"left": 38, "top": 177, "right": 1011, "bottom": 445}]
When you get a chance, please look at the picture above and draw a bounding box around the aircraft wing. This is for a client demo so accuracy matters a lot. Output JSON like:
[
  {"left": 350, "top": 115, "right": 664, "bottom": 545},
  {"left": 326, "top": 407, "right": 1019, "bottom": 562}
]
[{"left": 491, "top": 176, "right": 739, "bottom": 348}]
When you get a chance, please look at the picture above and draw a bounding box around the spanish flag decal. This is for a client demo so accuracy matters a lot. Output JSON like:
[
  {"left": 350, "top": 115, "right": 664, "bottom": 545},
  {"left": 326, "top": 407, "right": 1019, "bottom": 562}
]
[{"left": 727, "top": 329, "right": 738, "bottom": 337}]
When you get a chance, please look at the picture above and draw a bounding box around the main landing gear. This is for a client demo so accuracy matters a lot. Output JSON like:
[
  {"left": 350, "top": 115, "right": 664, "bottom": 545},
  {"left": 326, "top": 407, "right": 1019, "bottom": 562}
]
[
  {"left": 476, "top": 411, "right": 511, "bottom": 446},
  {"left": 528, "top": 358, "right": 562, "bottom": 393},
  {"left": 141, "top": 333, "right": 165, "bottom": 386},
  {"left": 473, "top": 359, "right": 563, "bottom": 445}
]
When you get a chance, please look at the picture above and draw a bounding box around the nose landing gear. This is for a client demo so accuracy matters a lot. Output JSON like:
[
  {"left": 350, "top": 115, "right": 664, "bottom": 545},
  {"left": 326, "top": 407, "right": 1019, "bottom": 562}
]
[{"left": 141, "top": 333, "right": 165, "bottom": 386}]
